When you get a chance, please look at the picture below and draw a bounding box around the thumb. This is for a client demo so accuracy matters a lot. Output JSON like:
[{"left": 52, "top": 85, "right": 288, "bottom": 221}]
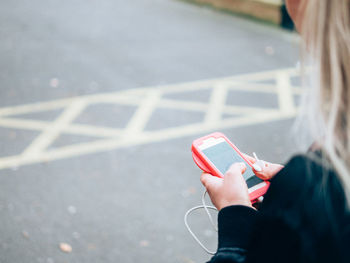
[
  {"left": 200, "top": 172, "right": 222, "bottom": 190},
  {"left": 224, "top": 162, "right": 246, "bottom": 182},
  {"left": 227, "top": 162, "right": 246, "bottom": 175}
]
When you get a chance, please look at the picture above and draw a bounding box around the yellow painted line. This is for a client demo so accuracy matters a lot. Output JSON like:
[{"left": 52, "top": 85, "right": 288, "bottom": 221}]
[
  {"left": 0, "top": 111, "right": 295, "bottom": 170},
  {"left": 0, "top": 118, "right": 48, "bottom": 131},
  {"left": 65, "top": 124, "right": 123, "bottom": 138},
  {"left": 276, "top": 71, "right": 295, "bottom": 114},
  {"left": 0, "top": 67, "right": 303, "bottom": 170},
  {"left": 0, "top": 118, "right": 123, "bottom": 138},
  {"left": 228, "top": 83, "right": 276, "bottom": 93},
  {"left": 205, "top": 83, "right": 228, "bottom": 123},
  {"left": 124, "top": 90, "right": 161, "bottom": 135},
  {"left": 0, "top": 68, "right": 299, "bottom": 118},
  {"left": 22, "top": 100, "right": 87, "bottom": 157},
  {"left": 0, "top": 98, "right": 73, "bottom": 117},
  {"left": 157, "top": 99, "right": 209, "bottom": 112},
  {"left": 233, "top": 67, "right": 299, "bottom": 82},
  {"left": 223, "top": 105, "right": 276, "bottom": 115}
]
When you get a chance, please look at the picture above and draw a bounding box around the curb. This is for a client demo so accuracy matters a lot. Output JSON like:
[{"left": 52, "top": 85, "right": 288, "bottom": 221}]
[{"left": 184, "top": 0, "right": 294, "bottom": 29}]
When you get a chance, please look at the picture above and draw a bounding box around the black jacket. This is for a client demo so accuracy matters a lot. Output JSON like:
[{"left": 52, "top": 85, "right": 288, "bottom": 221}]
[{"left": 209, "top": 154, "right": 350, "bottom": 263}]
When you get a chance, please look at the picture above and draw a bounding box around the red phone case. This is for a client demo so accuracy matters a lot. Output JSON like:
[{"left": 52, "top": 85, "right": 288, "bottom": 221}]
[{"left": 191, "top": 132, "right": 270, "bottom": 201}]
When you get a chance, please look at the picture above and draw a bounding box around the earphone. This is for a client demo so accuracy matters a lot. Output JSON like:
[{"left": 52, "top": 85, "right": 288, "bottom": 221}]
[
  {"left": 184, "top": 152, "right": 265, "bottom": 255},
  {"left": 184, "top": 190, "right": 218, "bottom": 255},
  {"left": 252, "top": 152, "right": 265, "bottom": 172}
]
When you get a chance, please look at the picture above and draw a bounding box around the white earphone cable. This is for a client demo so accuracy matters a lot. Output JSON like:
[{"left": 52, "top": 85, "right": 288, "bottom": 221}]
[
  {"left": 184, "top": 190, "right": 218, "bottom": 255},
  {"left": 202, "top": 190, "right": 218, "bottom": 232},
  {"left": 185, "top": 152, "right": 264, "bottom": 255}
]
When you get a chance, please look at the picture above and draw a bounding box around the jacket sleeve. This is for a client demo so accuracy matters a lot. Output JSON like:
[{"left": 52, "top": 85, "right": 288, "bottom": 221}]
[
  {"left": 207, "top": 205, "right": 258, "bottom": 263},
  {"left": 207, "top": 155, "right": 311, "bottom": 263}
]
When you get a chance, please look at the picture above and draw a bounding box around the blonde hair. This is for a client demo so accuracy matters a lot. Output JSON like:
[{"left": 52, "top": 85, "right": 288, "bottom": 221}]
[{"left": 299, "top": 0, "right": 350, "bottom": 202}]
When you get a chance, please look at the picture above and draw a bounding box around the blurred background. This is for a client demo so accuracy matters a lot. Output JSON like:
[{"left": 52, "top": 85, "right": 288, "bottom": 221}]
[{"left": 0, "top": 0, "right": 301, "bottom": 262}]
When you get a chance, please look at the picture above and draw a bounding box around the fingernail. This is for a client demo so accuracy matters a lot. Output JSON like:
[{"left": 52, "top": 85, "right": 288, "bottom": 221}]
[{"left": 253, "top": 163, "right": 262, "bottom": 172}]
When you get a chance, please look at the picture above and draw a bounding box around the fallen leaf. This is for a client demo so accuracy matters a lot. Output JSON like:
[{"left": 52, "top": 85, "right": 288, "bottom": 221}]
[{"left": 59, "top": 243, "right": 72, "bottom": 253}]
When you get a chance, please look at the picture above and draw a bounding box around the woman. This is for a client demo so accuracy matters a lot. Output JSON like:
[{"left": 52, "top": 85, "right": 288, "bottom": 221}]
[{"left": 200, "top": 1, "right": 350, "bottom": 262}]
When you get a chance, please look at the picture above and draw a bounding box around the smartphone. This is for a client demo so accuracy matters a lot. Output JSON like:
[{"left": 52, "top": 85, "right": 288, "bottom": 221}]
[{"left": 191, "top": 132, "right": 269, "bottom": 201}]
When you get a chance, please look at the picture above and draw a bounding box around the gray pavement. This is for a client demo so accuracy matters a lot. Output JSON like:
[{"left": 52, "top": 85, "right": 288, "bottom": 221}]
[{"left": 0, "top": 1, "right": 300, "bottom": 262}]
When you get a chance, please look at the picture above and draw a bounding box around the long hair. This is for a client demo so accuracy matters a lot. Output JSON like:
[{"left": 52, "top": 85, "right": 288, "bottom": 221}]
[{"left": 299, "top": 0, "right": 350, "bottom": 202}]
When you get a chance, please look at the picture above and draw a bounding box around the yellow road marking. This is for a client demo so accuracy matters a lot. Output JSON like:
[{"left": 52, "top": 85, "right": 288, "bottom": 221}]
[
  {"left": 22, "top": 100, "right": 87, "bottom": 157},
  {"left": 276, "top": 71, "right": 295, "bottom": 114},
  {"left": 205, "top": 83, "right": 229, "bottom": 123},
  {"left": 0, "top": 67, "right": 303, "bottom": 170},
  {"left": 124, "top": 90, "right": 161, "bottom": 135}
]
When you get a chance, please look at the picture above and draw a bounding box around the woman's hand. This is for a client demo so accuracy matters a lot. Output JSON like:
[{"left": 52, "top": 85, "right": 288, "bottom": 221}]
[
  {"left": 242, "top": 154, "right": 284, "bottom": 180},
  {"left": 200, "top": 163, "right": 252, "bottom": 211}
]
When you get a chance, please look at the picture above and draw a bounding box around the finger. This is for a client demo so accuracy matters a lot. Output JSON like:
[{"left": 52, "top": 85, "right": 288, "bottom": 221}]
[
  {"left": 252, "top": 160, "right": 268, "bottom": 175},
  {"left": 241, "top": 153, "right": 262, "bottom": 172},
  {"left": 254, "top": 171, "right": 269, "bottom": 180},
  {"left": 225, "top": 162, "right": 246, "bottom": 179},
  {"left": 234, "top": 162, "right": 247, "bottom": 173},
  {"left": 255, "top": 163, "right": 284, "bottom": 180},
  {"left": 225, "top": 163, "right": 249, "bottom": 192},
  {"left": 253, "top": 162, "right": 272, "bottom": 180},
  {"left": 200, "top": 172, "right": 222, "bottom": 189},
  {"left": 241, "top": 153, "right": 256, "bottom": 164},
  {"left": 252, "top": 163, "right": 263, "bottom": 172}
]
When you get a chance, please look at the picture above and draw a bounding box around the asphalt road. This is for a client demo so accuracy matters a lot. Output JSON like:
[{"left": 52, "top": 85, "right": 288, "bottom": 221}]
[{"left": 0, "top": 1, "right": 301, "bottom": 262}]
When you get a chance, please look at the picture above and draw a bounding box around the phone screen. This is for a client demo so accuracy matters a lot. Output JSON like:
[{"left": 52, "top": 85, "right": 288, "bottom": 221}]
[{"left": 202, "top": 141, "right": 263, "bottom": 188}]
